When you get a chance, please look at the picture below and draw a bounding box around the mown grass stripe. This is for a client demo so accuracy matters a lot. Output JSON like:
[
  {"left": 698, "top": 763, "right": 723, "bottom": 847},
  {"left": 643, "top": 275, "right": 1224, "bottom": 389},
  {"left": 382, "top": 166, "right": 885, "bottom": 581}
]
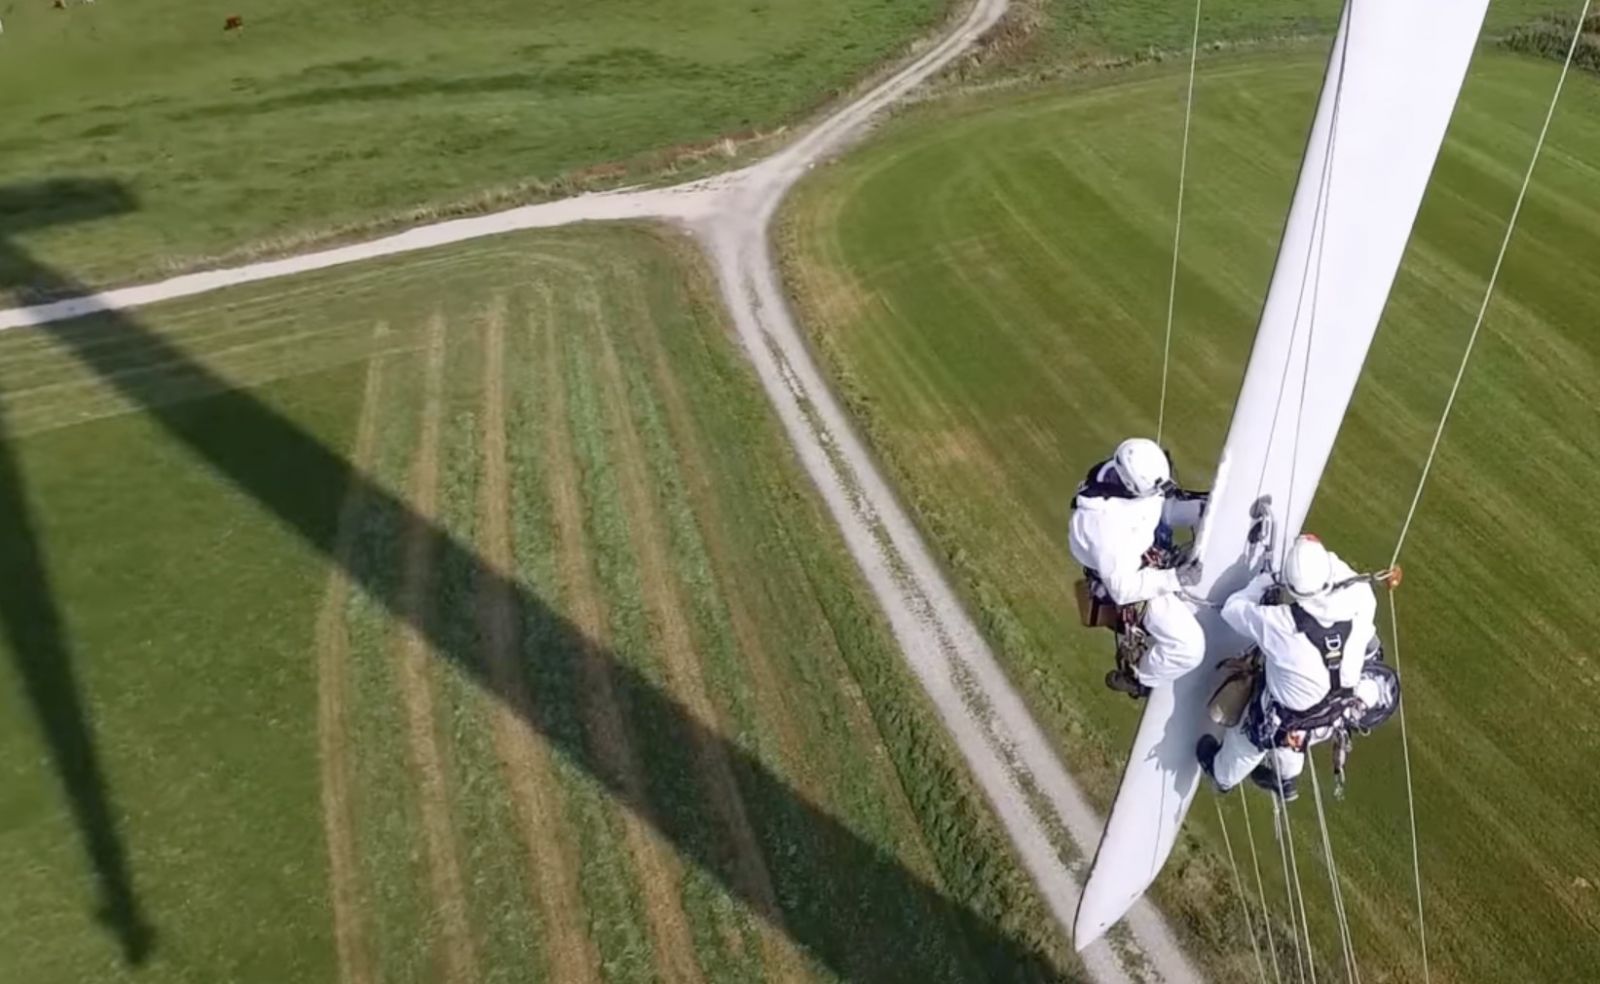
[
  {"left": 390, "top": 313, "right": 479, "bottom": 983},
  {"left": 311, "top": 328, "right": 387, "bottom": 984},
  {"left": 344, "top": 338, "right": 436, "bottom": 984},
  {"left": 592, "top": 294, "right": 776, "bottom": 984},
  {"left": 515, "top": 286, "right": 656, "bottom": 984},
  {"left": 424, "top": 296, "right": 558, "bottom": 983},
  {"left": 552, "top": 286, "right": 704, "bottom": 984},
  {"left": 474, "top": 295, "right": 603, "bottom": 984}
]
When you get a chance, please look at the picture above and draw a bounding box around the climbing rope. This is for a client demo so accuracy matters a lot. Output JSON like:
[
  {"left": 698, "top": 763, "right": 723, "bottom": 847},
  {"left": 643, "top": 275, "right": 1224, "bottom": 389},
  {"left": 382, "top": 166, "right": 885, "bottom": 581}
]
[
  {"left": 1215, "top": 796, "right": 1272, "bottom": 984},
  {"left": 1253, "top": 4, "right": 1352, "bottom": 516},
  {"left": 1308, "top": 763, "right": 1361, "bottom": 984},
  {"left": 1155, "top": 0, "right": 1205, "bottom": 442},
  {"left": 1276, "top": 769, "right": 1318, "bottom": 984},
  {"left": 1378, "top": 8, "right": 1592, "bottom": 981},
  {"left": 1279, "top": 0, "right": 1354, "bottom": 566},
  {"left": 1386, "top": 591, "right": 1429, "bottom": 984},
  {"left": 1388, "top": 0, "right": 1592, "bottom": 568},
  {"left": 1240, "top": 794, "right": 1286, "bottom": 984},
  {"left": 1272, "top": 800, "right": 1312, "bottom": 984}
]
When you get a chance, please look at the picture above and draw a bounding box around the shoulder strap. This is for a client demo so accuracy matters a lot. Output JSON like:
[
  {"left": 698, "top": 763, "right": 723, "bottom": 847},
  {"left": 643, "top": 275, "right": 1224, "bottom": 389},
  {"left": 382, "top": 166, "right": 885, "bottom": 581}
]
[
  {"left": 1289, "top": 603, "right": 1354, "bottom": 661},
  {"left": 1075, "top": 459, "right": 1135, "bottom": 502}
]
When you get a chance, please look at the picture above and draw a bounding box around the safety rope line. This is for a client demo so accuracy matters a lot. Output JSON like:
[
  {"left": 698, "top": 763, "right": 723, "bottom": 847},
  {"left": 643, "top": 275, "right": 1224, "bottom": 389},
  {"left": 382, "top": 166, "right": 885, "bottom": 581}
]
[
  {"left": 1277, "top": 769, "right": 1318, "bottom": 984},
  {"left": 1272, "top": 801, "right": 1310, "bottom": 984},
  {"left": 1377, "top": 11, "right": 1591, "bottom": 982},
  {"left": 1240, "top": 794, "right": 1286, "bottom": 984},
  {"left": 1155, "top": 0, "right": 1205, "bottom": 442},
  {"left": 1215, "top": 796, "right": 1272, "bottom": 984},
  {"left": 1386, "top": 591, "right": 1429, "bottom": 984},
  {"left": 1387, "top": 0, "right": 1592, "bottom": 570},
  {"left": 1284, "top": 12, "right": 1361, "bottom": 980},
  {"left": 1280, "top": 0, "right": 1353, "bottom": 567},
  {"left": 1309, "top": 763, "right": 1360, "bottom": 984},
  {"left": 1252, "top": 2, "right": 1353, "bottom": 515}
]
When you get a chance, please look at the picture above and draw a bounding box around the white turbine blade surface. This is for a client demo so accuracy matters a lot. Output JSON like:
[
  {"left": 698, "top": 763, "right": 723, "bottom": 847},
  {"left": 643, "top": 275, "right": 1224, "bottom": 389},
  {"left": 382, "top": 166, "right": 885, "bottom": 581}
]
[{"left": 1074, "top": 0, "right": 1489, "bottom": 949}]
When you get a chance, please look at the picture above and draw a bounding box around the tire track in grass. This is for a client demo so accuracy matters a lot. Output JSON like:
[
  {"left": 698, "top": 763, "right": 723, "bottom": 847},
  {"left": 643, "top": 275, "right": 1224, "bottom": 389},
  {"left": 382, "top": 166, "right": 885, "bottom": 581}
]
[
  {"left": 312, "top": 325, "right": 387, "bottom": 984},
  {"left": 630, "top": 253, "right": 942, "bottom": 893},
  {"left": 394, "top": 313, "right": 479, "bottom": 983},
  {"left": 592, "top": 308, "right": 796, "bottom": 982},
  {"left": 477, "top": 297, "right": 602, "bottom": 984},
  {"left": 623, "top": 267, "right": 834, "bottom": 984},
  {"left": 523, "top": 294, "right": 656, "bottom": 984},
  {"left": 628, "top": 271, "right": 814, "bottom": 801},
  {"left": 545, "top": 293, "right": 703, "bottom": 984}
]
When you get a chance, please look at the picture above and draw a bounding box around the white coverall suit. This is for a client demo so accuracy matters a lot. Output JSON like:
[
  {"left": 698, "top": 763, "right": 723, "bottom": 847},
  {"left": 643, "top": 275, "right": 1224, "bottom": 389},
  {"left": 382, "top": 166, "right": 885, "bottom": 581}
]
[
  {"left": 1068, "top": 463, "right": 1205, "bottom": 687},
  {"left": 1212, "top": 558, "right": 1377, "bottom": 790}
]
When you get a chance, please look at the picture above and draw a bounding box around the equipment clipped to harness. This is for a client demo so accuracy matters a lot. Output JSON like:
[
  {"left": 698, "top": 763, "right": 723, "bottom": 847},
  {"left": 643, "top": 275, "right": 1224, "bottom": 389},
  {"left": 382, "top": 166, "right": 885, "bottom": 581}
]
[
  {"left": 1073, "top": 572, "right": 1153, "bottom": 699},
  {"left": 1208, "top": 653, "right": 1260, "bottom": 727},
  {"left": 1332, "top": 729, "right": 1353, "bottom": 800},
  {"left": 1074, "top": 578, "right": 1121, "bottom": 630},
  {"left": 1267, "top": 643, "right": 1401, "bottom": 799}
]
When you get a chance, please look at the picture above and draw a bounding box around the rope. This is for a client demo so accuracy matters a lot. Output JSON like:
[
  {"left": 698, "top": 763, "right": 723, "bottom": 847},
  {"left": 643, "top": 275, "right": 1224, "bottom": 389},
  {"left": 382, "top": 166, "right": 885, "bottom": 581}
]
[
  {"left": 1387, "top": 592, "right": 1429, "bottom": 983},
  {"left": 1309, "top": 763, "right": 1361, "bottom": 984},
  {"left": 1252, "top": 3, "right": 1353, "bottom": 517},
  {"left": 1387, "top": 0, "right": 1593, "bottom": 570},
  {"left": 1240, "top": 795, "right": 1286, "bottom": 984},
  {"left": 1271, "top": 801, "right": 1308, "bottom": 984},
  {"left": 1279, "top": 0, "right": 1353, "bottom": 565},
  {"left": 1377, "top": 10, "right": 1590, "bottom": 981},
  {"left": 1292, "top": 17, "right": 1359, "bottom": 977},
  {"left": 1215, "top": 796, "right": 1272, "bottom": 984},
  {"left": 1277, "top": 768, "right": 1317, "bottom": 984},
  {"left": 1155, "top": 0, "right": 1204, "bottom": 442}
]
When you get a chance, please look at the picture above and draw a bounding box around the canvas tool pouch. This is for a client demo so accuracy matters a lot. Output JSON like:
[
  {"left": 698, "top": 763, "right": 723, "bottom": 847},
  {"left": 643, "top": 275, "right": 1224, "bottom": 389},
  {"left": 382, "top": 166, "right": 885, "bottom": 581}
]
[
  {"left": 1075, "top": 578, "right": 1119, "bottom": 629},
  {"left": 1209, "top": 654, "right": 1261, "bottom": 727}
]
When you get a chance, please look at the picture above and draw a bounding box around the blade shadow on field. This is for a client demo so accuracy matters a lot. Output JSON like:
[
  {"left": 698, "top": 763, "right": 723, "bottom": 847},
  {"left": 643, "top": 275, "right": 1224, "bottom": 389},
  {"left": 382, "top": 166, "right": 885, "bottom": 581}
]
[
  {"left": 0, "top": 403, "right": 156, "bottom": 967},
  {"left": 0, "top": 178, "right": 152, "bottom": 967},
  {"left": 0, "top": 178, "right": 1064, "bottom": 981}
]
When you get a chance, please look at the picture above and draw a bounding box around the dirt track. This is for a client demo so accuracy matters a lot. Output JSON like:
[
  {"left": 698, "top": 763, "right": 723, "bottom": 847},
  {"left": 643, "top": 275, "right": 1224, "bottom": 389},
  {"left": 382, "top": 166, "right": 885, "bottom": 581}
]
[{"left": 0, "top": 3, "right": 1200, "bottom": 979}]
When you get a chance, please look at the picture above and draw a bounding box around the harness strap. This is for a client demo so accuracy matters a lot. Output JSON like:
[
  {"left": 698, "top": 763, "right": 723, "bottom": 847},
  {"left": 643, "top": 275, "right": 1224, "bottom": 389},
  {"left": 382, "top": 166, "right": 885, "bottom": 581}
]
[
  {"left": 1075, "top": 459, "right": 1137, "bottom": 502},
  {"left": 1289, "top": 603, "right": 1353, "bottom": 660}
]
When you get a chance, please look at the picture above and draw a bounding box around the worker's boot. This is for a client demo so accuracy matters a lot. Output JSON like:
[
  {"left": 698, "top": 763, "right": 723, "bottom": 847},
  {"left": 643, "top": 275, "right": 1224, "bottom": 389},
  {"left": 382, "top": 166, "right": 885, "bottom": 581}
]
[
  {"left": 1104, "top": 665, "right": 1150, "bottom": 699},
  {"left": 1249, "top": 763, "right": 1299, "bottom": 803},
  {"left": 1196, "top": 734, "right": 1224, "bottom": 789}
]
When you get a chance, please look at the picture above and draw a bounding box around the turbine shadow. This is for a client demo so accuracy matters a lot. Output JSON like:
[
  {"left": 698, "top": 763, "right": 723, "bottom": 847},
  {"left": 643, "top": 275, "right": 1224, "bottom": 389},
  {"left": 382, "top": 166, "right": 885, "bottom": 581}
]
[
  {"left": 0, "top": 403, "right": 156, "bottom": 966},
  {"left": 0, "top": 179, "right": 1068, "bottom": 981},
  {"left": 0, "top": 178, "right": 152, "bottom": 967}
]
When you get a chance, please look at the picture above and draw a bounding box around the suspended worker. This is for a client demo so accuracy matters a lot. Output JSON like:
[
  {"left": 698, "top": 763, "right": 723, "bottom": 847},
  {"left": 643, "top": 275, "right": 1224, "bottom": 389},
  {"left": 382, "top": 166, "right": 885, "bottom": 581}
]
[
  {"left": 1197, "top": 533, "right": 1384, "bottom": 801},
  {"left": 1069, "top": 437, "right": 1207, "bottom": 698}
]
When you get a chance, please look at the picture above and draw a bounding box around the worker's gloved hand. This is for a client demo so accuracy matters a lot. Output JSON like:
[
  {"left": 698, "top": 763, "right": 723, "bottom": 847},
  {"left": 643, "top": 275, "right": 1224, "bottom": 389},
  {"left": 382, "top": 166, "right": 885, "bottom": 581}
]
[{"left": 1176, "top": 557, "right": 1204, "bottom": 588}]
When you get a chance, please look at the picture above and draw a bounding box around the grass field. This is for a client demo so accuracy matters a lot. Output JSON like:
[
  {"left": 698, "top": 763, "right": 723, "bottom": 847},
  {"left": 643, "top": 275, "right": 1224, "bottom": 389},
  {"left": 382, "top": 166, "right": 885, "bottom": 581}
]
[
  {"left": 0, "top": 0, "right": 945, "bottom": 301},
  {"left": 782, "top": 48, "right": 1600, "bottom": 982},
  {"left": 0, "top": 225, "right": 1076, "bottom": 982},
  {"left": 997, "top": 0, "right": 1576, "bottom": 66}
]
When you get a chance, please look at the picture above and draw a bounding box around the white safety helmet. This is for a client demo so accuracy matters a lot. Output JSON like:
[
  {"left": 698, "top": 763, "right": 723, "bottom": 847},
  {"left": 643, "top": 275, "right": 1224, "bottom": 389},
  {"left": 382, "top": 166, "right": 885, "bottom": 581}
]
[
  {"left": 1283, "top": 534, "right": 1333, "bottom": 599},
  {"left": 1111, "top": 438, "right": 1172, "bottom": 497}
]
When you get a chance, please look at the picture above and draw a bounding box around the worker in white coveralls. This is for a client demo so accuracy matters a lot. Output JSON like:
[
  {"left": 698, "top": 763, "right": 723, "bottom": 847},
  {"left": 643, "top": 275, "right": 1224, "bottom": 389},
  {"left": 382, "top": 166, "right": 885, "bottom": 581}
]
[
  {"left": 1069, "top": 437, "right": 1206, "bottom": 699},
  {"left": 1197, "top": 533, "right": 1379, "bottom": 802}
]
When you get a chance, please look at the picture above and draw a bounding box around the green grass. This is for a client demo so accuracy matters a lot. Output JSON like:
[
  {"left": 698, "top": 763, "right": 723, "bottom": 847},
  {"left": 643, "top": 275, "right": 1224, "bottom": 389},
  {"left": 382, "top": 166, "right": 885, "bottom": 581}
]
[
  {"left": 980, "top": 0, "right": 1579, "bottom": 71},
  {"left": 782, "top": 48, "right": 1600, "bottom": 983},
  {"left": 0, "top": 224, "right": 1075, "bottom": 981},
  {"left": 0, "top": 363, "right": 354, "bottom": 983},
  {"left": 0, "top": 0, "right": 945, "bottom": 300}
]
